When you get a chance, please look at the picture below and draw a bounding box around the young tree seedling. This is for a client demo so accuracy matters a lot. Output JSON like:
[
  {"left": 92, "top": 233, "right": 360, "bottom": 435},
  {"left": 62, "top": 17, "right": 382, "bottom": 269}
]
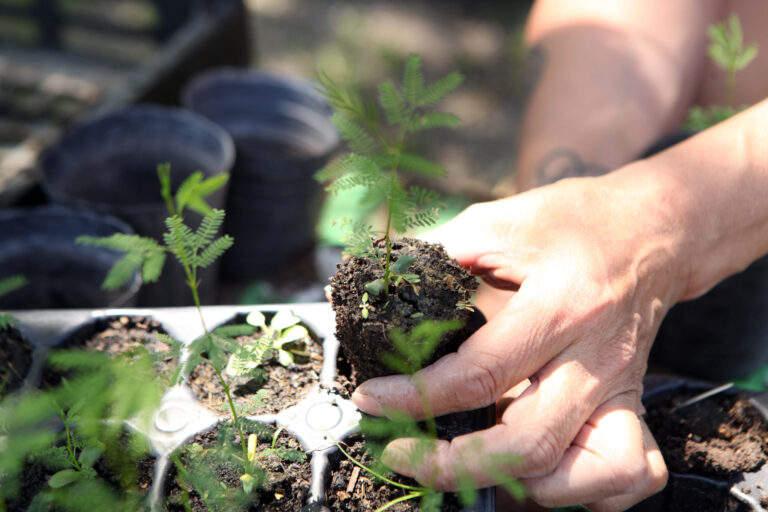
[{"left": 316, "top": 54, "right": 463, "bottom": 300}]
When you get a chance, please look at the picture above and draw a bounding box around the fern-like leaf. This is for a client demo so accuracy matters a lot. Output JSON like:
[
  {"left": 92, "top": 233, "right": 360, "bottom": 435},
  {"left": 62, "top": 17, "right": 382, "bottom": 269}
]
[
  {"left": 341, "top": 222, "right": 378, "bottom": 258},
  {"left": 378, "top": 81, "right": 406, "bottom": 125},
  {"left": 332, "top": 113, "right": 377, "bottom": 155},
  {"left": 194, "top": 236, "right": 234, "bottom": 268},
  {"left": 417, "top": 71, "right": 464, "bottom": 106},
  {"left": 398, "top": 152, "right": 446, "bottom": 177},
  {"left": 403, "top": 54, "right": 424, "bottom": 105},
  {"left": 408, "top": 111, "right": 460, "bottom": 132},
  {"left": 175, "top": 172, "right": 229, "bottom": 216},
  {"left": 77, "top": 234, "right": 165, "bottom": 289},
  {"left": 193, "top": 209, "right": 226, "bottom": 250}
]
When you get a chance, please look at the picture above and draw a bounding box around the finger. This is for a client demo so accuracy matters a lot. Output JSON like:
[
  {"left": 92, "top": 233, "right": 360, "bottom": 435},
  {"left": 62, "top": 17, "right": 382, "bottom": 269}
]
[
  {"left": 522, "top": 397, "right": 667, "bottom": 509},
  {"left": 586, "top": 418, "right": 667, "bottom": 512},
  {"left": 352, "top": 285, "right": 570, "bottom": 418},
  {"left": 377, "top": 360, "right": 609, "bottom": 489}
]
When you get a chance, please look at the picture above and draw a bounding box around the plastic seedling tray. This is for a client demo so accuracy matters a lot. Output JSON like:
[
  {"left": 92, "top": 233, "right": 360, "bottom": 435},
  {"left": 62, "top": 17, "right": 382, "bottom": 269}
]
[{"left": 10, "top": 303, "right": 494, "bottom": 511}]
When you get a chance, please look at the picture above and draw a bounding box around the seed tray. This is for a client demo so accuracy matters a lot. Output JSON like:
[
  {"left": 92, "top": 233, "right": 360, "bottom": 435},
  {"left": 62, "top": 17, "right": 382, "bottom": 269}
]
[{"left": 9, "top": 303, "right": 495, "bottom": 511}]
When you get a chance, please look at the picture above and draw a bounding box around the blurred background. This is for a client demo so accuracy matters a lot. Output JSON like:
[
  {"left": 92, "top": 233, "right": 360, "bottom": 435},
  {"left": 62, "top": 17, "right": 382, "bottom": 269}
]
[{"left": 0, "top": 0, "right": 533, "bottom": 308}]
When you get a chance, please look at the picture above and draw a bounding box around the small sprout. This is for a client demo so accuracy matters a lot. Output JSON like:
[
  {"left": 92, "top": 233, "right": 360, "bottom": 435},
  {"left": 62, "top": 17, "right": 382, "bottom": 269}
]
[
  {"left": 244, "top": 310, "right": 310, "bottom": 367},
  {"left": 359, "top": 292, "right": 373, "bottom": 319}
]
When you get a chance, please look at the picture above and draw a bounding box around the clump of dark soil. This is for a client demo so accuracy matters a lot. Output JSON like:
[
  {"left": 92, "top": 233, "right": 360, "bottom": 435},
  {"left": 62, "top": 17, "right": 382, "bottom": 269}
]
[
  {"left": 165, "top": 422, "right": 311, "bottom": 511},
  {"left": 645, "top": 391, "right": 768, "bottom": 477},
  {"left": 185, "top": 323, "right": 323, "bottom": 415},
  {"left": 0, "top": 327, "right": 33, "bottom": 396},
  {"left": 330, "top": 238, "right": 478, "bottom": 382}
]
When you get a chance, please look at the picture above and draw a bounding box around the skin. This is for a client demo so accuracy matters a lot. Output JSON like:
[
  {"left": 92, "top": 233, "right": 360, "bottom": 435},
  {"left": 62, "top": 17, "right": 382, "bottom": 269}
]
[{"left": 352, "top": 2, "right": 768, "bottom": 509}]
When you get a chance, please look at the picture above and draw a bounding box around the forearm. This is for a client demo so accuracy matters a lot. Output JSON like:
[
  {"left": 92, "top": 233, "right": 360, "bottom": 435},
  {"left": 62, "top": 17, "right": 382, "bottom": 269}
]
[
  {"left": 513, "top": 0, "right": 719, "bottom": 192},
  {"left": 607, "top": 97, "right": 768, "bottom": 300}
]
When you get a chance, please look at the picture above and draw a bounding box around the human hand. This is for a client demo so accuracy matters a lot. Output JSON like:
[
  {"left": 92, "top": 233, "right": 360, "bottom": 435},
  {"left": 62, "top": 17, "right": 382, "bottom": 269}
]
[{"left": 352, "top": 172, "right": 689, "bottom": 510}]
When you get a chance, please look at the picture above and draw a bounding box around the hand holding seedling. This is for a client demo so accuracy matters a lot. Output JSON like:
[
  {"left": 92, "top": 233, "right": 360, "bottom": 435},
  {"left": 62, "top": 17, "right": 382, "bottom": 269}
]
[{"left": 353, "top": 97, "right": 768, "bottom": 510}]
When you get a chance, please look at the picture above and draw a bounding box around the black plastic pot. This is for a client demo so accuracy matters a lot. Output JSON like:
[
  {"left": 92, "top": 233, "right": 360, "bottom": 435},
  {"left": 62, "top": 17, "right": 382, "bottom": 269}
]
[
  {"left": 0, "top": 206, "right": 141, "bottom": 309},
  {"left": 182, "top": 69, "right": 339, "bottom": 282},
  {"left": 38, "top": 105, "right": 234, "bottom": 307},
  {"left": 651, "top": 255, "right": 768, "bottom": 381},
  {"left": 631, "top": 375, "right": 768, "bottom": 511}
]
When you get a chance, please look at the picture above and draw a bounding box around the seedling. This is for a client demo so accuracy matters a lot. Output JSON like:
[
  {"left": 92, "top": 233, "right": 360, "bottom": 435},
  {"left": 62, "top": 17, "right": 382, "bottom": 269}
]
[
  {"left": 242, "top": 310, "right": 311, "bottom": 367},
  {"left": 78, "top": 164, "right": 285, "bottom": 498},
  {"left": 316, "top": 54, "right": 463, "bottom": 299},
  {"left": 686, "top": 13, "right": 758, "bottom": 130}
]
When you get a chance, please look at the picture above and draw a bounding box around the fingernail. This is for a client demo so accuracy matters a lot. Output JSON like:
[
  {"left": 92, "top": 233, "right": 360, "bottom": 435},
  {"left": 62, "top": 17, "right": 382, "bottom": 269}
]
[
  {"left": 351, "top": 387, "right": 382, "bottom": 415},
  {"left": 382, "top": 443, "right": 411, "bottom": 473}
]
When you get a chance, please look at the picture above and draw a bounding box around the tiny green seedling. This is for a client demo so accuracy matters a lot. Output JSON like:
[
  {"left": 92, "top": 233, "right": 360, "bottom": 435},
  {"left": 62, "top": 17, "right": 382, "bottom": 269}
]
[
  {"left": 242, "top": 310, "right": 310, "bottom": 367},
  {"left": 316, "top": 54, "right": 463, "bottom": 300}
]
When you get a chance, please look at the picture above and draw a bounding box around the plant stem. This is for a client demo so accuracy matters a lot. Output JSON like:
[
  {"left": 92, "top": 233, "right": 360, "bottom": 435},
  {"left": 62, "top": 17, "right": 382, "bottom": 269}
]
[
  {"left": 374, "top": 492, "right": 424, "bottom": 512},
  {"left": 212, "top": 366, "right": 249, "bottom": 470},
  {"left": 61, "top": 410, "right": 81, "bottom": 471},
  {"left": 382, "top": 123, "right": 410, "bottom": 295}
]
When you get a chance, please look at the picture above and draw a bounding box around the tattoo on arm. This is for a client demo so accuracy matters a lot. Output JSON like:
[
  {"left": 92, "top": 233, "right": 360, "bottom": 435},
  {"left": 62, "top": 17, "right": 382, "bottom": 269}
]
[
  {"left": 524, "top": 44, "right": 546, "bottom": 105},
  {"left": 535, "top": 148, "right": 610, "bottom": 186}
]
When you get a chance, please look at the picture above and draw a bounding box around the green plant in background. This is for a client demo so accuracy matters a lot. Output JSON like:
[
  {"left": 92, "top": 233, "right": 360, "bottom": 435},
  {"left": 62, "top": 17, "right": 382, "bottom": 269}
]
[
  {"left": 316, "top": 54, "right": 463, "bottom": 299},
  {"left": 0, "top": 274, "right": 26, "bottom": 329},
  {"left": 685, "top": 13, "right": 758, "bottom": 130}
]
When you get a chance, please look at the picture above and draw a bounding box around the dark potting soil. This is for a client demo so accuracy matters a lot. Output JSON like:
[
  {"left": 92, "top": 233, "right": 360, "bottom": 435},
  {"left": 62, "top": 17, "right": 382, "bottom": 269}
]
[
  {"left": 186, "top": 328, "right": 323, "bottom": 416},
  {"left": 330, "top": 238, "right": 479, "bottom": 383},
  {"left": 6, "top": 430, "right": 155, "bottom": 511},
  {"left": 0, "top": 327, "right": 33, "bottom": 396},
  {"left": 644, "top": 391, "right": 768, "bottom": 478},
  {"left": 164, "top": 422, "right": 311, "bottom": 511},
  {"left": 326, "top": 435, "right": 464, "bottom": 512},
  {"left": 43, "top": 316, "right": 176, "bottom": 388}
]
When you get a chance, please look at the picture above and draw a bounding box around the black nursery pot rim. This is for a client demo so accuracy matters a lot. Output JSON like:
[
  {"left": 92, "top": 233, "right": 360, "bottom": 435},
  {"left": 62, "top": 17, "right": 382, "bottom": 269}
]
[
  {"left": 182, "top": 68, "right": 340, "bottom": 160},
  {"left": 38, "top": 104, "right": 235, "bottom": 215},
  {"left": 638, "top": 374, "right": 768, "bottom": 511},
  {"left": 0, "top": 205, "right": 142, "bottom": 309}
]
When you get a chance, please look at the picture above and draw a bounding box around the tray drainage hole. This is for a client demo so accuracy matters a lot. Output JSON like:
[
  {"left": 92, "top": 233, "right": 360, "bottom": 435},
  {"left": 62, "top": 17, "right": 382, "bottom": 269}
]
[
  {"left": 306, "top": 401, "right": 342, "bottom": 431},
  {"left": 155, "top": 405, "right": 189, "bottom": 433}
]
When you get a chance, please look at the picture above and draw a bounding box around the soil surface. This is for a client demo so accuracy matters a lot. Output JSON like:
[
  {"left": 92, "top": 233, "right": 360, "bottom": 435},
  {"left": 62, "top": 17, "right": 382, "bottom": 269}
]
[
  {"left": 645, "top": 390, "right": 768, "bottom": 477},
  {"left": 330, "top": 238, "right": 479, "bottom": 382},
  {"left": 0, "top": 327, "right": 33, "bottom": 396},
  {"left": 44, "top": 315, "right": 175, "bottom": 387},
  {"left": 5, "top": 430, "right": 155, "bottom": 511},
  {"left": 185, "top": 322, "right": 323, "bottom": 416},
  {"left": 327, "top": 435, "right": 465, "bottom": 512},
  {"left": 165, "top": 422, "right": 311, "bottom": 511}
]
